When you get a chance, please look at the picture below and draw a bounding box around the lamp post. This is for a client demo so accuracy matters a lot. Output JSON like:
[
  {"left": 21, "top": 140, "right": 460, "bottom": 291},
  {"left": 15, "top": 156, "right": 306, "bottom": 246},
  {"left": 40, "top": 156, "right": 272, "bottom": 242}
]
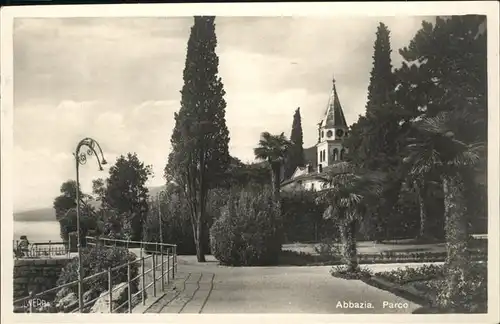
[{"left": 74, "top": 137, "right": 107, "bottom": 312}]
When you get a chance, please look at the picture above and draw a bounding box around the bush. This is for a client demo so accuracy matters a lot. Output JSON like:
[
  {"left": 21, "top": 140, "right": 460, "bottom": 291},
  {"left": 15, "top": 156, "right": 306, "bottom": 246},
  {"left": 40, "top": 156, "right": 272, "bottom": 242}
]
[
  {"left": 376, "top": 264, "right": 444, "bottom": 284},
  {"left": 143, "top": 188, "right": 229, "bottom": 255},
  {"left": 313, "top": 238, "right": 342, "bottom": 260},
  {"left": 330, "top": 265, "right": 373, "bottom": 280},
  {"left": 56, "top": 245, "right": 139, "bottom": 308},
  {"left": 210, "top": 186, "right": 283, "bottom": 266},
  {"left": 281, "top": 191, "right": 331, "bottom": 243},
  {"left": 436, "top": 262, "right": 487, "bottom": 313}
]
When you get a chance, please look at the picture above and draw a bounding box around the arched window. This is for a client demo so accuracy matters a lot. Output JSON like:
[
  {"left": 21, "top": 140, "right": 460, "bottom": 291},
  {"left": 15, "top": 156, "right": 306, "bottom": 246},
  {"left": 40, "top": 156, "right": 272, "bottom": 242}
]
[
  {"left": 332, "top": 148, "right": 338, "bottom": 161},
  {"left": 340, "top": 148, "right": 345, "bottom": 160}
]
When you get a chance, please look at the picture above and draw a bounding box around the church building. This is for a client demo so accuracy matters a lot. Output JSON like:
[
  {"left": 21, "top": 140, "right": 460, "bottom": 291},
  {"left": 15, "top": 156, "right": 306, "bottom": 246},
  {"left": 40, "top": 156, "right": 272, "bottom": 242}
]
[{"left": 281, "top": 77, "right": 349, "bottom": 192}]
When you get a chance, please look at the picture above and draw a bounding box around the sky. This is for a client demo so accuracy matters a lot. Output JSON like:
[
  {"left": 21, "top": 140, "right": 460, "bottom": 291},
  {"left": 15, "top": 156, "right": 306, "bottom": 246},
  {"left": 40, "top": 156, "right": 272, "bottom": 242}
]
[{"left": 12, "top": 15, "right": 434, "bottom": 212}]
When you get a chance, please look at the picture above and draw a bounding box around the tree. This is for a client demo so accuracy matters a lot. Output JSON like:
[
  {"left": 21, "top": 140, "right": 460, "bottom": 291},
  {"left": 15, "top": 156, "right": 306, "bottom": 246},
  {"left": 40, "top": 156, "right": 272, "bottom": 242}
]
[
  {"left": 53, "top": 180, "right": 97, "bottom": 243},
  {"left": 317, "top": 162, "right": 384, "bottom": 272},
  {"left": 164, "top": 16, "right": 231, "bottom": 262},
  {"left": 94, "top": 153, "right": 152, "bottom": 241},
  {"left": 253, "top": 131, "right": 292, "bottom": 202},
  {"left": 404, "top": 111, "right": 484, "bottom": 311},
  {"left": 344, "top": 22, "right": 404, "bottom": 241},
  {"left": 284, "top": 107, "right": 305, "bottom": 179},
  {"left": 396, "top": 16, "right": 487, "bottom": 242}
]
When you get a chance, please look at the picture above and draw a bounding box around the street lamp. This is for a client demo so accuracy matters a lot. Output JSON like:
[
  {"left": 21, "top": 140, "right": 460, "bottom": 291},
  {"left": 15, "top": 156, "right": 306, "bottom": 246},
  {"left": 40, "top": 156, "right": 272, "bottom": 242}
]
[{"left": 73, "top": 137, "right": 107, "bottom": 312}]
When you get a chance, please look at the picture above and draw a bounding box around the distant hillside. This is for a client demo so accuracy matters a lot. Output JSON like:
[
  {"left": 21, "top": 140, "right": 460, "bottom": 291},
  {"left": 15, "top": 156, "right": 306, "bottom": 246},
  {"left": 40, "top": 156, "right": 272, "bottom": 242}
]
[
  {"left": 14, "top": 185, "right": 166, "bottom": 222},
  {"left": 14, "top": 207, "right": 56, "bottom": 222}
]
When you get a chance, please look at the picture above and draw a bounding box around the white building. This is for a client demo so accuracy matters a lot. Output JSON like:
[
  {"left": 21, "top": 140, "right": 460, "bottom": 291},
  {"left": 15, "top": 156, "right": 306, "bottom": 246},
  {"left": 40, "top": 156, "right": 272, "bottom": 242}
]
[{"left": 281, "top": 77, "right": 349, "bottom": 193}]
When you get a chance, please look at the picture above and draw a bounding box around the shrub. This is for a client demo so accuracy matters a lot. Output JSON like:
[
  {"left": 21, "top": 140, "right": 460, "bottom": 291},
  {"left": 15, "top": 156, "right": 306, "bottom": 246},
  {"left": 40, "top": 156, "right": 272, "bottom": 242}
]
[
  {"left": 436, "top": 262, "right": 487, "bottom": 313},
  {"left": 281, "top": 191, "right": 331, "bottom": 242},
  {"left": 313, "top": 238, "right": 342, "bottom": 260},
  {"left": 330, "top": 265, "right": 373, "bottom": 280},
  {"left": 210, "top": 186, "right": 283, "bottom": 266},
  {"left": 56, "top": 245, "right": 139, "bottom": 308},
  {"left": 376, "top": 264, "right": 445, "bottom": 284},
  {"left": 143, "top": 188, "right": 229, "bottom": 255}
]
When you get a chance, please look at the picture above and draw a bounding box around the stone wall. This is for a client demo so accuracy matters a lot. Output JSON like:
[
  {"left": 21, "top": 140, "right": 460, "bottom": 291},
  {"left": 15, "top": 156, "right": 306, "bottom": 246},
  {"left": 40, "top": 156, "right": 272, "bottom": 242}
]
[{"left": 13, "top": 258, "right": 72, "bottom": 301}]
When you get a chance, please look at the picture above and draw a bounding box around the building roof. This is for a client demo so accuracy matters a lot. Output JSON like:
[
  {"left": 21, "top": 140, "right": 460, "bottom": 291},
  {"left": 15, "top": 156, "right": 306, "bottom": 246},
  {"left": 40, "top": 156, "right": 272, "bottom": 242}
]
[
  {"left": 320, "top": 77, "right": 348, "bottom": 129},
  {"left": 280, "top": 163, "right": 338, "bottom": 187}
]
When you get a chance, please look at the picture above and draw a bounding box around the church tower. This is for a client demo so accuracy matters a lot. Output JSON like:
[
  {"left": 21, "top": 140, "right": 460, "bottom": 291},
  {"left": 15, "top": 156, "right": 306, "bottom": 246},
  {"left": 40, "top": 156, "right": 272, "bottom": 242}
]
[{"left": 316, "top": 76, "right": 349, "bottom": 170}]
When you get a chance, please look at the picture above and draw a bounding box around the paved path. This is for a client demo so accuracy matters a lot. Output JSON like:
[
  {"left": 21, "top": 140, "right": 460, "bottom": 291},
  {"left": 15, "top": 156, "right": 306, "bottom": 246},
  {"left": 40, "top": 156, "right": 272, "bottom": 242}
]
[{"left": 144, "top": 255, "right": 423, "bottom": 314}]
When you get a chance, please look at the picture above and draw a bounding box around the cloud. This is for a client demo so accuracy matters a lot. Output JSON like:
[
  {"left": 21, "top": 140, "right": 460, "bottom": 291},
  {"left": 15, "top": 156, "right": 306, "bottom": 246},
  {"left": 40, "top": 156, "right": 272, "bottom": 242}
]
[{"left": 12, "top": 16, "right": 434, "bottom": 210}]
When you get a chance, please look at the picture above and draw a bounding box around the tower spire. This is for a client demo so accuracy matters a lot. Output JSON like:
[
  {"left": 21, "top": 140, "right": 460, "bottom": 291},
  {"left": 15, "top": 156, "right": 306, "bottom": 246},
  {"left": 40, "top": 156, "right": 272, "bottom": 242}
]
[{"left": 321, "top": 73, "right": 348, "bottom": 129}]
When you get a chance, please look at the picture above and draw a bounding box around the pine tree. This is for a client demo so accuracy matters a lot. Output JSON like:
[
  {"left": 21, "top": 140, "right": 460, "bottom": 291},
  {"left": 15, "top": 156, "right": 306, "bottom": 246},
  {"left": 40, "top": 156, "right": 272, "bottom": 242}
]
[
  {"left": 284, "top": 107, "right": 305, "bottom": 179},
  {"left": 165, "top": 16, "right": 230, "bottom": 262}
]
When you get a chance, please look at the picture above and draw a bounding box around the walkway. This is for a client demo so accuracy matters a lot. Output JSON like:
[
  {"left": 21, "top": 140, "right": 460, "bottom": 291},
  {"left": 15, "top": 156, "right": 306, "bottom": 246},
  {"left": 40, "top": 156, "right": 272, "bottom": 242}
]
[{"left": 143, "top": 255, "right": 422, "bottom": 314}]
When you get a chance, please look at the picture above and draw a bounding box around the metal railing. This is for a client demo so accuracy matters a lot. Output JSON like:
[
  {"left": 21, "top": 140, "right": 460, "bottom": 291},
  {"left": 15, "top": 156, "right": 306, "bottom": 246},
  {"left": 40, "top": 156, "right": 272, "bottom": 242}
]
[
  {"left": 13, "top": 237, "right": 178, "bottom": 313},
  {"left": 13, "top": 240, "right": 71, "bottom": 259}
]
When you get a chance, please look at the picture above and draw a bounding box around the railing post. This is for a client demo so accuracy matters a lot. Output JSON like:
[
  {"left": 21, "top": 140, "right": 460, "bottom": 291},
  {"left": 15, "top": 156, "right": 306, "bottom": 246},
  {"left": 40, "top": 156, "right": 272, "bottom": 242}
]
[
  {"left": 48, "top": 241, "right": 52, "bottom": 257},
  {"left": 108, "top": 267, "right": 113, "bottom": 313},
  {"left": 173, "top": 245, "right": 177, "bottom": 280},
  {"left": 167, "top": 247, "right": 170, "bottom": 284},
  {"left": 127, "top": 262, "right": 132, "bottom": 313},
  {"left": 152, "top": 254, "right": 157, "bottom": 297},
  {"left": 141, "top": 256, "right": 146, "bottom": 305},
  {"left": 28, "top": 291, "right": 34, "bottom": 313},
  {"left": 161, "top": 245, "right": 164, "bottom": 291}
]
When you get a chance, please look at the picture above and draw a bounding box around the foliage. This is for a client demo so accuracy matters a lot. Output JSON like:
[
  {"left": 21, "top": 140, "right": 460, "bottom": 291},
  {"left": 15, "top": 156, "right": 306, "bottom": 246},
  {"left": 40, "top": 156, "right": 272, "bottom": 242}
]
[
  {"left": 280, "top": 190, "right": 333, "bottom": 242},
  {"left": 376, "top": 264, "right": 444, "bottom": 284},
  {"left": 377, "top": 262, "right": 487, "bottom": 313},
  {"left": 221, "top": 157, "right": 270, "bottom": 189},
  {"left": 56, "top": 245, "right": 139, "bottom": 306},
  {"left": 330, "top": 265, "right": 373, "bottom": 280},
  {"left": 345, "top": 23, "right": 406, "bottom": 242},
  {"left": 313, "top": 238, "right": 342, "bottom": 259},
  {"left": 164, "top": 16, "right": 230, "bottom": 263},
  {"left": 254, "top": 131, "right": 292, "bottom": 200},
  {"left": 284, "top": 107, "right": 305, "bottom": 179},
  {"left": 97, "top": 207, "right": 133, "bottom": 240},
  {"left": 93, "top": 153, "right": 153, "bottom": 241},
  {"left": 53, "top": 180, "right": 98, "bottom": 243},
  {"left": 210, "top": 186, "right": 283, "bottom": 266},
  {"left": 317, "top": 162, "right": 385, "bottom": 271}
]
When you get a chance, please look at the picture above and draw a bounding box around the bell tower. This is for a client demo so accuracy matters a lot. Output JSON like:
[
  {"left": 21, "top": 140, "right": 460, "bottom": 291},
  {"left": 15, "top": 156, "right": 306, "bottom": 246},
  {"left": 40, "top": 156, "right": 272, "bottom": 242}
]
[{"left": 316, "top": 75, "right": 349, "bottom": 169}]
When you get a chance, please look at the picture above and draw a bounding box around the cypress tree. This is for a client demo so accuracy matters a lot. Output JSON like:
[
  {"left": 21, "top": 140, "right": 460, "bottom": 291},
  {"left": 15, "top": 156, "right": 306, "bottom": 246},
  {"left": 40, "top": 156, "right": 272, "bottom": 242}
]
[
  {"left": 164, "top": 16, "right": 230, "bottom": 262},
  {"left": 285, "top": 107, "right": 305, "bottom": 179},
  {"left": 345, "top": 22, "right": 404, "bottom": 241}
]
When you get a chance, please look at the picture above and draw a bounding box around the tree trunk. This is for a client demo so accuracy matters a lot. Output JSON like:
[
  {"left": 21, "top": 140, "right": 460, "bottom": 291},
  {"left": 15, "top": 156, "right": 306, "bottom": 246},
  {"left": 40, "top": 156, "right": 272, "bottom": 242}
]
[
  {"left": 345, "top": 219, "right": 359, "bottom": 272},
  {"left": 440, "top": 174, "right": 470, "bottom": 311},
  {"left": 194, "top": 211, "right": 206, "bottom": 262},
  {"left": 415, "top": 180, "right": 428, "bottom": 240},
  {"left": 339, "top": 216, "right": 359, "bottom": 272}
]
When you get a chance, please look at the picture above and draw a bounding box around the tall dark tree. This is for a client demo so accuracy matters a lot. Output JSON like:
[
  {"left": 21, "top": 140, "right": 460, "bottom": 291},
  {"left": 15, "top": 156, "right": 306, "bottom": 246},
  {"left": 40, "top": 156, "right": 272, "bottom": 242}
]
[
  {"left": 396, "top": 16, "right": 487, "bottom": 240},
  {"left": 397, "top": 16, "right": 487, "bottom": 311},
  {"left": 345, "top": 22, "right": 404, "bottom": 241},
  {"left": 95, "top": 153, "right": 152, "bottom": 241},
  {"left": 165, "top": 16, "right": 230, "bottom": 262},
  {"left": 284, "top": 107, "right": 305, "bottom": 179}
]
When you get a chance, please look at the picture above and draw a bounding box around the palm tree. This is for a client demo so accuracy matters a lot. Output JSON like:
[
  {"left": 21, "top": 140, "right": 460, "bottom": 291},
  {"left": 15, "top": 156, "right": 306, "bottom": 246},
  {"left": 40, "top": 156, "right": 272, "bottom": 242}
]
[
  {"left": 317, "top": 162, "right": 384, "bottom": 272},
  {"left": 403, "top": 111, "right": 484, "bottom": 310},
  {"left": 254, "top": 132, "right": 292, "bottom": 201}
]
